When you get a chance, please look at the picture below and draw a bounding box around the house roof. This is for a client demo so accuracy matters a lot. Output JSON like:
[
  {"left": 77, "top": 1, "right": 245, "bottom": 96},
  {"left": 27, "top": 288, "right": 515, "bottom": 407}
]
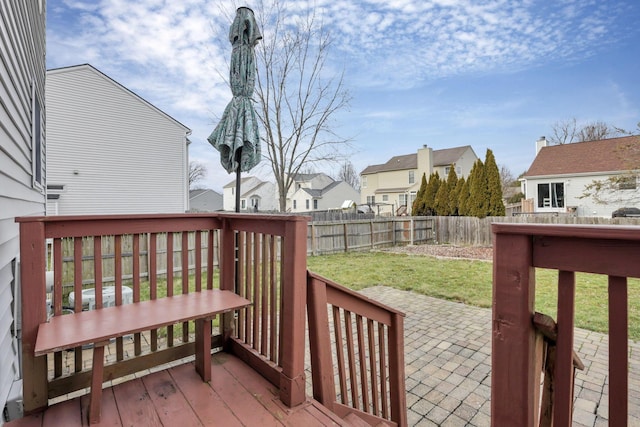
[
  {"left": 361, "top": 145, "right": 472, "bottom": 175},
  {"left": 524, "top": 135, "right": 640, "bottom": 177},
  {"left": 299, "top": 180, "right": 341, "bottom": 197}
]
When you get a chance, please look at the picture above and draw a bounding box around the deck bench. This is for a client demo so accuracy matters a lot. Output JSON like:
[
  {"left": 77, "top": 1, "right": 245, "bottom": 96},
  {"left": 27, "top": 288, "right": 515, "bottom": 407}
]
[{"left": 35, "top": 289, "right": 252, "bottom": 424}]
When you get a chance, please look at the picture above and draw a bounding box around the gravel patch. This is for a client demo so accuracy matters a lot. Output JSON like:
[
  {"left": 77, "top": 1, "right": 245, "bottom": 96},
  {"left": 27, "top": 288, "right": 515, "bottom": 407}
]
[{"left": 383, "top": 244, "right": 493, "bottom": 261}]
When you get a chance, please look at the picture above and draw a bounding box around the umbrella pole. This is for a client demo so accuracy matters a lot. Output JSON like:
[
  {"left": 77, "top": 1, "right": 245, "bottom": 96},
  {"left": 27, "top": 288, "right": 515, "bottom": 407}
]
[
  {"left": 234, "top": 148, "right": 241, "bottom": 295},
  {"left": 235, "top": 148, "right": 242, "bottom": 213}
]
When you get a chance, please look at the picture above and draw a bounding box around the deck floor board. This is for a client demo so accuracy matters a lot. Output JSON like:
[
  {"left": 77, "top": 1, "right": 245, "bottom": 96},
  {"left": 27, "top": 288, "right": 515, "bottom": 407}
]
[{"left": 7, "top": 352, "right": 355, "bottom": 427}]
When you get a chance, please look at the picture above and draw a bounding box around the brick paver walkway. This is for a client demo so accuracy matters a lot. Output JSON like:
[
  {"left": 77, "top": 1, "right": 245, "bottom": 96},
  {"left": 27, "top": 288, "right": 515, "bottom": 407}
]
[{"left": 359, "top": 286, "right": 640, "bottom": 427}]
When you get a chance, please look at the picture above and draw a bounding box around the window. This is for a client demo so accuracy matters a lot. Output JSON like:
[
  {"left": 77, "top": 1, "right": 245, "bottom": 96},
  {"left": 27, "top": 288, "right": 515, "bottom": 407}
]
[
  {"left": 409, "top": 171, "right": 415, "bottom": 184},
  {"left": 382, "top": 195, "right": 388, "bottom": 202},
  {"left": 241, "top": 199, "right": 246, "bottom": 209},
  {"left": 362, "top": 176, "right": 367, "bottom": 188},
  {"left": 250, "top": 196, "right": 260, "bottom": 210},
  {"left": 293, "top": 200, "right": 297, "bottom": 209},
  {"left": 313, "top": 199, "right": 318, "bottom": 210},
  {"left": 444, "top": 166, "right": 450, "bottom": 175},
  {"left": 306, "top": 199, "right": 310, "bottom": 209},
  {"left": 32, "top": 83, "right": 43, "bottom": 189},
  {"left": 537, "top": 182, "right": 564, "bottom": 208},
  {"left": 618, "top": 175, "right": 637, "bottom": 190},
  {"left": 366, "top": 195, "right": 375, "bottom": 205},
  {"left": 399, "top": 194, "right": 408, "bottom": 206}
]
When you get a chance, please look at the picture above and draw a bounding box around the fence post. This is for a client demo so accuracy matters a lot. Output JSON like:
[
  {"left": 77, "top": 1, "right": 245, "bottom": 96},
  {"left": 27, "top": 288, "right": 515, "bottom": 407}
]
[
  {"left": 343, "top": 222, "right": 348, "bottom": 252},
  {"left": 410, "top": 218, "right": 414, "bottom": 245}
]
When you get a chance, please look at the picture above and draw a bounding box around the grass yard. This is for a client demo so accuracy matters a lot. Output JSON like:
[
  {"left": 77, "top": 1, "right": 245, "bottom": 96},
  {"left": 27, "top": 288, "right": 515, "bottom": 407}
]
[{"left": 307, "top": 251, "right": 640, "bottom": 341}]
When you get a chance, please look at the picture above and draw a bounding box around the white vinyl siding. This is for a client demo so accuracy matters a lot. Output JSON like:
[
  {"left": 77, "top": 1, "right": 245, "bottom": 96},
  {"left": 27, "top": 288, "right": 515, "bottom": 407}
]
[
  {"left": 46, "top": 65, "right": 190, "bottom": 215},
  {"left": 0, "top": 0, "right": 47, "bottom": 419}
]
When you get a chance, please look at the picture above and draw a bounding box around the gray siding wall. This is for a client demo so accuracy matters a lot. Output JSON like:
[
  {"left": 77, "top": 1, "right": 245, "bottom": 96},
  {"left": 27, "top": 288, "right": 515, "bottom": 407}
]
[
  {"left": 46, "top": 65, "right": 190, "bottom": 215},
  {"left": 0, "top": 0, "right": 47, "bottom": 421}
]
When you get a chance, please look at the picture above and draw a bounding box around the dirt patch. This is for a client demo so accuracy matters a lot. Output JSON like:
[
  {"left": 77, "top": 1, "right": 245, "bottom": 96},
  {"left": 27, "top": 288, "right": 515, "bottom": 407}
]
[{"left": 383, "top": 244, "right": 493, "bottom": 261}]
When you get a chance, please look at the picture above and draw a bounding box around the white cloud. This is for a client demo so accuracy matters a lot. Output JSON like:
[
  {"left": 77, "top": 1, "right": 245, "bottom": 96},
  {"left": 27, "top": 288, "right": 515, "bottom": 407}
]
[{"left": 46, "top": 0, "right": 639, "bottom": 189}]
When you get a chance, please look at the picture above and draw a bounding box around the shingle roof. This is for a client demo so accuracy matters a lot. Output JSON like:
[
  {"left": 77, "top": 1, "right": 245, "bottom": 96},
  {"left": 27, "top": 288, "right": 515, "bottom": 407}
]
[
  {"left": 524, "top": 135, "right": 640, "bottom": 177},
  {"left": 361, "top": 146, "right": 472, "bottom": 175},
  {"left": 300, "top": 180, "right": 341, "bottom": 197}
]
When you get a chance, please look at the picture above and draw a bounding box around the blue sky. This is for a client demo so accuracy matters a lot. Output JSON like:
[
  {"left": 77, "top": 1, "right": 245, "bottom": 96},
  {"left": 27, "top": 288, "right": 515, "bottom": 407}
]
[{"left": 46, "top": 0, "right": 640, "bottom": 191}]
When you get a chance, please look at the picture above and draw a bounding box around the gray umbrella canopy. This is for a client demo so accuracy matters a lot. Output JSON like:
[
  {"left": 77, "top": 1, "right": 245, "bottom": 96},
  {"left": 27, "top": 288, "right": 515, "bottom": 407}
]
[{"left": 208, "top": 7, "right": 262, "bottom": 175}]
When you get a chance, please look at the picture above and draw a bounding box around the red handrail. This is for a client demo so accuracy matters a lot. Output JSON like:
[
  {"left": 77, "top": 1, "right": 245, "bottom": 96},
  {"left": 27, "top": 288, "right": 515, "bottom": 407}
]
[
  {"left": 17, "top": 213, "right": 309, "bottom": 415},
  {"left": 491, "top": 223, "right": 639, "bottom": 427},
  {"left": 307, "top": 271, "right": 407, "bottom": 426}
]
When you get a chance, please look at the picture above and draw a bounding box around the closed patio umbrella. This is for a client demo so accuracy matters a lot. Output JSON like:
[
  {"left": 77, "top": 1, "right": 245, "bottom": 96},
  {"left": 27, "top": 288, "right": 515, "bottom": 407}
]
[{"left": 208, "top": 7, "right": 262, "bottom": 212}]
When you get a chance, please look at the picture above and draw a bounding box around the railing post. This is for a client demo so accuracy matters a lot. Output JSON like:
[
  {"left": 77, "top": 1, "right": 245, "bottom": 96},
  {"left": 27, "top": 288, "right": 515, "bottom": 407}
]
[
  {"left": 306, "top": 274, "right": 336, "bottom": 409},
  {"left": 19, "top": 220, "right": 49, "bottom": 414},
  {"left": 491, "top": 228, "right": 536, "bottom": 426},
  {"left": 279, "top": 217, "right": 308, "bottom": 407},
  {"left": 220, "top": 218, "right": 236, "bottom": 344},
  {"left": 389, "top": 312, "right": 408, "bottom": 427}
]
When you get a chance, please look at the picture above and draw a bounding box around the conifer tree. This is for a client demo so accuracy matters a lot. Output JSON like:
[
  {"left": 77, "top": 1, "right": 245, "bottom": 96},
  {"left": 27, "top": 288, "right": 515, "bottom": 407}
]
[
  {"left": 424, "top": 172, "right": 440, "bottom": 215},
  {"left": 412, "top": 173, "right": 428, "bottom": 216},
  {"left": 455, "top": 177, "right": 467, "bottom": 216},
  {"left": 484, "top": 149, "right": 505, "bottom": 216},
  {"left": 445, "top": 165, "right": 459, "bottom": 215},
  {"left": 469, "top": 159, "right": 488, "bottom": 218},
  {"left": 434, "top": 176, "right": 450, "bottom": 215}
]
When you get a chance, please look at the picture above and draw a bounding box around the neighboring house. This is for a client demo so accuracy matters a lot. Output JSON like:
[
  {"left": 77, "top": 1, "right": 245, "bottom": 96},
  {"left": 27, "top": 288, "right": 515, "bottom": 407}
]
[
  {"left": 222, "top": 176, "right": 277, "bottom": 212},
  {"left": 45, "top": 64, "right": 191, "bottom": 215},
  {"left": 521, "top": 135, "right": 640, "bottom": 217},
  {"left": 189, "top": 189, "right": 223, "bottom": 212},
  {"left": 0, "top": 2, "right": 46, "bottom": 422},
  {"left": 360, "top": 145, "right": 478, "bottom": 216},
  {"left": 288, "top": 178, "right": 361, "bottom": 213}
]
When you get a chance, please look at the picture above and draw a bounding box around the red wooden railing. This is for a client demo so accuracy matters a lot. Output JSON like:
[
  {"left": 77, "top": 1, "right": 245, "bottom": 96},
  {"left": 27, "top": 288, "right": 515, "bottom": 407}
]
[
  {"left": 17, "top": 213, "right": 309, "bottom": 414},
  {"left": 307, "top": 271, "right": 407, "bottom": 427},
  {"left": 492, "top": 223, "right": 638, "bottom": 427}
]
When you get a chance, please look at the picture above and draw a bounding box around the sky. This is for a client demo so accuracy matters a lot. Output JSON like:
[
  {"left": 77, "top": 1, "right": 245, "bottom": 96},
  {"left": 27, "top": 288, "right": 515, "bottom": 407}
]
[{"left": 46, "top": 0, "right": 640, "bottom": 191}]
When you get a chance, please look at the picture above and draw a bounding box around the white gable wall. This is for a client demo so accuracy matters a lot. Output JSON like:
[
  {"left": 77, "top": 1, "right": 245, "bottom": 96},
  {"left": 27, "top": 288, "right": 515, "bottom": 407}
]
[
  {"left": 46, "top": 66, "right": 190, "bottom": 215},
  {"left": 318, "top": 182, "right": 360, "bottom": 211},
  {"left": 0, "top": 1, "right": 47, "bottom": 422}
]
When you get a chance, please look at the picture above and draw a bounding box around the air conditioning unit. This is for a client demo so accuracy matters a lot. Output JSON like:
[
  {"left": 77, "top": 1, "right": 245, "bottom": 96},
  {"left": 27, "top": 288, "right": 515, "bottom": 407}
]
[{"left": 3, "top": 379, "right": 23, "bottom": 422}]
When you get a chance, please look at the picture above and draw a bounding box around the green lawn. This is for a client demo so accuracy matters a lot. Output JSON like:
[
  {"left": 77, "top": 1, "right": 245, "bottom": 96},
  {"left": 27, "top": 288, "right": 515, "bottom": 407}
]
[{"left": 307, "top": 251, "right": 640, "bottom": 341}]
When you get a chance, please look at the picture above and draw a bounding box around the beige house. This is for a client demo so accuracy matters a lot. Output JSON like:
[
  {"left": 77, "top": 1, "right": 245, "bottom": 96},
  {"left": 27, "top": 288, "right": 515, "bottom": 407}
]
[{"left": 360, "top": 145, "right": 478, "bottom": 215}]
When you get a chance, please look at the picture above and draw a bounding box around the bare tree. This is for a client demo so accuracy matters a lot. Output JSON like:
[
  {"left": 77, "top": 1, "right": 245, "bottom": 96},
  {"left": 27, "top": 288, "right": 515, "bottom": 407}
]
[
  {"left": 549, "top": 118, "right": 619, "bottom": 145},
  {"left": 548, "top": 118, "right": 578, "bottom": 145},
  {"left": 337, "top": 160, "right": 359, "bottom": 190},
  {"left": 499, "top": 164, "right": 516, "bottom": 190},
  {"left": 580, "top": 127, "right": 640, "bottom": 205},
  {"left": 252, "top": 1, "right": 351, "bottom": 211},
  {"left": 577, "top": 121, "right": 617, "bottom": 142},
  {"left": 189, "top": 161, "right": 207, "bottom": 189}
]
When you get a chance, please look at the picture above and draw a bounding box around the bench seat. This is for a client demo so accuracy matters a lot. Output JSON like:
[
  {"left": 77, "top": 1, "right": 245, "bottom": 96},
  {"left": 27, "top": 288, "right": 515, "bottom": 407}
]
[{"left": 35, "top": 289, "right": 251, "bottom": 424}]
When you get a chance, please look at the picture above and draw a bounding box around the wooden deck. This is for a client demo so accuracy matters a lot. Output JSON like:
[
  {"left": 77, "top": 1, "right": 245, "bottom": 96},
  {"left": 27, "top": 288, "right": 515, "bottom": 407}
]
[{"left": 7, "top": 352, "right": 356, "bottom": 427}]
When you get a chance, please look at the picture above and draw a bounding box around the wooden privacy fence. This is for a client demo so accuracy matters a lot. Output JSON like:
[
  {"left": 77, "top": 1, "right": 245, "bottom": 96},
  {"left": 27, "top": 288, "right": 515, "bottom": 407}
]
[
  {"left": 308, "top": 217, "right": 433, "bottom": 255},
  {"left": 432, "top": 215, "right": 640, "bottom": 247},
  {"left": 51, "top": 231, "right": 220, "bottom": 291}
]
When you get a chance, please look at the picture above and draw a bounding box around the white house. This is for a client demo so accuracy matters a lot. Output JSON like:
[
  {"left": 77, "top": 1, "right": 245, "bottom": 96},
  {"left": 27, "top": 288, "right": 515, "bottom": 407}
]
[
  {"left": 360, "top": 145, "right": 478, "bottom": 216},
  {"left": 0, "top": 2, "right": 46, "bottom": 422},
  {"left": 521, "top": 135, "right": 640, "bottom": 217},
  {"left": 45, "top": 64, "right": 191, "bottom": 215},
  {"left": 287, "top": 173, "right": 360, "bottom": 213},
  {"left": 222, "top": 176, "right": 277, "bottom": 212}
]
